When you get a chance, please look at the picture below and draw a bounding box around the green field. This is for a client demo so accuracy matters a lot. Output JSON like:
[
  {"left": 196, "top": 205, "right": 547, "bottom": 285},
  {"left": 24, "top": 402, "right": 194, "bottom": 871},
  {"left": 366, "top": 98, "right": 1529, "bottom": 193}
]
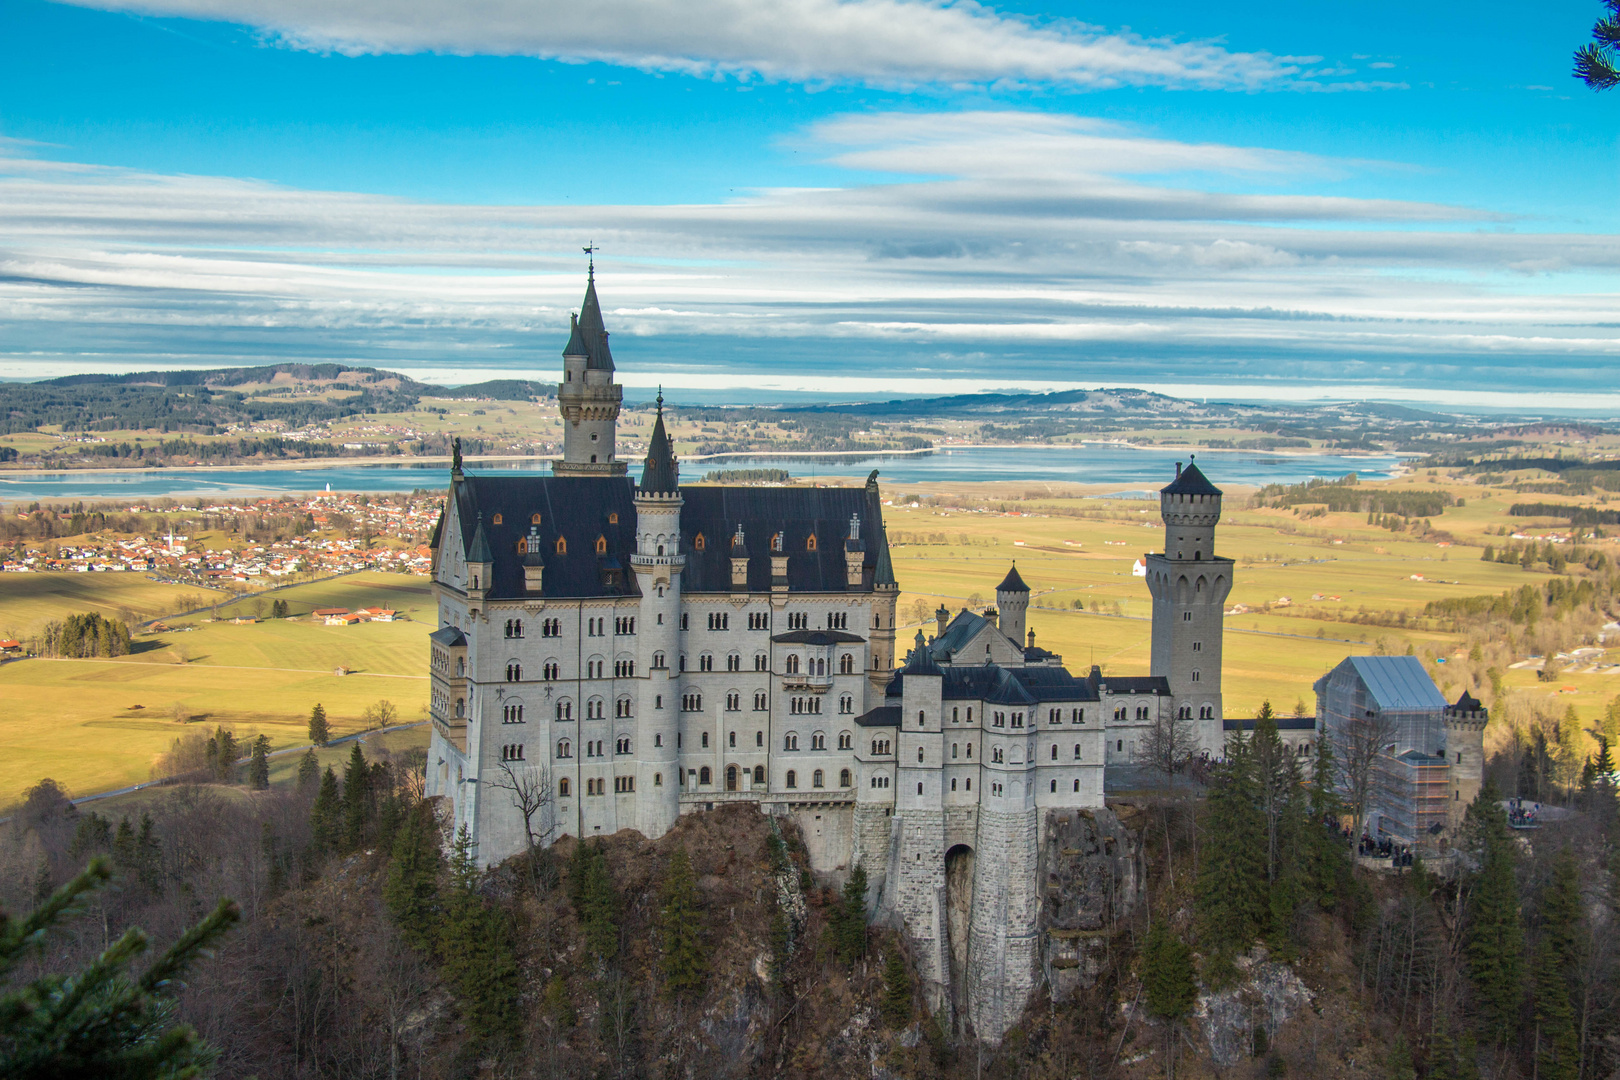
[
  {"left": 0, "top": 572, "right": 213, "bottom": 639},
  {"left": 0, "top": 572, "right": 433, "bottom": 805}
]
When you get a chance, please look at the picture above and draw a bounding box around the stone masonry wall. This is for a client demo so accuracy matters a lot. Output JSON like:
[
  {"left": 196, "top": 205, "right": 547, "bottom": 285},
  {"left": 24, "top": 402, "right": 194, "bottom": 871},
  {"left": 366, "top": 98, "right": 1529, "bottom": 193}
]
[{"left": 965, "top": 807, "right": 1042, "bottom": 1044}]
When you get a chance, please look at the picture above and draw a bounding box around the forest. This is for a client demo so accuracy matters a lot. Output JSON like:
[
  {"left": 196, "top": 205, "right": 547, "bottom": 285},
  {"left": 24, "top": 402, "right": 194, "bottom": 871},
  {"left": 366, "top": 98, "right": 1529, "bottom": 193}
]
[{"left": 2, "top": 697, "right": 1617, "bottom": 1079}]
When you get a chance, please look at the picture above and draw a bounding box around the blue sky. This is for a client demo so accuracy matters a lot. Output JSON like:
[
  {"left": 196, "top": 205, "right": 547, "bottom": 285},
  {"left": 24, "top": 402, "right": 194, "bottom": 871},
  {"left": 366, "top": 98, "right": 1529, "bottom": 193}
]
[{"left": 3, "top": 0, "right": 1620, "bottom": 410}]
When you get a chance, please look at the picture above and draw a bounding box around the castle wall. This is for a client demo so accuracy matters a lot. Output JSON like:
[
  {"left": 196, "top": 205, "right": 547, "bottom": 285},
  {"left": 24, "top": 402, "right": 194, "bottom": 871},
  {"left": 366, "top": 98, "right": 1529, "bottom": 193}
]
[{"left": 965, "top": 807, "right": 1042, "bottom": 1042}]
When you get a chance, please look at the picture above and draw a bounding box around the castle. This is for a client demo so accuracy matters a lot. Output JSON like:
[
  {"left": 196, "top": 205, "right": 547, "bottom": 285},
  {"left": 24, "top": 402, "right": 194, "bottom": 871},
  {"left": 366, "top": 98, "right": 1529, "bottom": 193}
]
[{"left": 423, "top": 266, "right": 1236, "bottom": 1041}]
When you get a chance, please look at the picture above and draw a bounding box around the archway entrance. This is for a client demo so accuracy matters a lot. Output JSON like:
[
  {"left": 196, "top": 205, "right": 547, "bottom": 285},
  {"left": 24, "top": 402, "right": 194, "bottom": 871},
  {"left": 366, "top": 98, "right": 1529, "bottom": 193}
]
[
  {"left": 726, "top": 765, "right": 738, "bottom": 791},
  {"left": 944, "top": 844, "right": 975, "bottom": 1028}
]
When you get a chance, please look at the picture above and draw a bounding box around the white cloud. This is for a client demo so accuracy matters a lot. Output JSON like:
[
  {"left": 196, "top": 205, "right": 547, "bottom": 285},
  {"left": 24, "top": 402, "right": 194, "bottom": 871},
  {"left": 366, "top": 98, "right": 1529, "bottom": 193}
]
[
  {"left": 67, "top": 0, "right": 1291, "bottom": 89},
  {"left": 2, "top": 109, "right": 1618, "bottom": 396}
]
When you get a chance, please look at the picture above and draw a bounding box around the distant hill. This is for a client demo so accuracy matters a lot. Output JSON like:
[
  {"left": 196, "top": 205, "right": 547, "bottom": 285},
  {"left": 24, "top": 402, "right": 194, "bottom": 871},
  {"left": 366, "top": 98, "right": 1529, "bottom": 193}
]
[{"left": 0, "top": 364, "right": 553, "bottom": 435}]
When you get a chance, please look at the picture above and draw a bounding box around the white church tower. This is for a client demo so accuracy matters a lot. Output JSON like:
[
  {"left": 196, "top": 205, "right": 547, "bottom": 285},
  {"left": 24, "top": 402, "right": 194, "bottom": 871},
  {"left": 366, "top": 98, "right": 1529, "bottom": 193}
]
[
  {"left": 1143, "top": 457, "right": 1231, "bottom": 753},
  {"left": 631, "top": 393, "right": 683, "bottom": 837}
]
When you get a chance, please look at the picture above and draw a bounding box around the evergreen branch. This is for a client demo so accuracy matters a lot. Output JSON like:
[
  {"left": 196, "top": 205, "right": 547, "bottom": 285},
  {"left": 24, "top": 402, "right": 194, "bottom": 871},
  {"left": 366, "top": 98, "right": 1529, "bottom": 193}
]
[{"left": 1576, "top": 42, "right": 1620, "bottom": 89}]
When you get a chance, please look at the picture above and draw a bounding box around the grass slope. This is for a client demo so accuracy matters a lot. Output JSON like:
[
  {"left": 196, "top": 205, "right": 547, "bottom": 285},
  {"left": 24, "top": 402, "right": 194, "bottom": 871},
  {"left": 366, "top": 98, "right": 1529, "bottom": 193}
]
[{"left": 0, "top": 573, "right": 208, "bottom": 638}]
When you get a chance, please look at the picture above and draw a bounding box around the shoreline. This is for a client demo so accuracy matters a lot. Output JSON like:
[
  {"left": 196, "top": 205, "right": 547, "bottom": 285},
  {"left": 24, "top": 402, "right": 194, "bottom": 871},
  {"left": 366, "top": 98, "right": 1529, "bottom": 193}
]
[{"left": 0, "top": 440, "right": 1411, "bottom": 481}]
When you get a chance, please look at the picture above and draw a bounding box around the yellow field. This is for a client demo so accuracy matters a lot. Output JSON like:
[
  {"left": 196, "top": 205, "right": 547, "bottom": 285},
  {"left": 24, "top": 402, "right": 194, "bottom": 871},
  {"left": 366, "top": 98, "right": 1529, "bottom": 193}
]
[
  {"left": 0, "top": 572, "right": 212, "bottom": 639},
  {"left": 0, "top": 608, "right": 430, "bottom": 805},
  {"left": 887, "top": 483, "right": 1620, "bottom": 721},
  {"left": 209, "top": 570, "right": 434, "bottom": 621}
]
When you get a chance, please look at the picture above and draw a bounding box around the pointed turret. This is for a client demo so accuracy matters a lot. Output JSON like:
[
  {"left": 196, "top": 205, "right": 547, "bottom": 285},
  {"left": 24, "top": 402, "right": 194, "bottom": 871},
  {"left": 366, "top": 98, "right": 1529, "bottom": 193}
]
[
  {"left": 996, "top": 561, "right": 1030, "bottom": 650},
  {"left": 639, "top": 391, "right": 679, "bottom": 496},
  {"left": 996, "top": 562, "right": 1029, "bottom": 593},
  {"left": 577, "top": 267, "right": 615, "bottom": 372},
  {"left": 554, "top": 258, "right": 626, "bottom": 475}
]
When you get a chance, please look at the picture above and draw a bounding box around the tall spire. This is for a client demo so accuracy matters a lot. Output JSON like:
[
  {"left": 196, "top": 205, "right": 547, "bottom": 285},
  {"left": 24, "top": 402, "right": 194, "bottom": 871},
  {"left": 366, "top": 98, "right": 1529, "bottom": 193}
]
[{"left": 639, "top": 388, "right": 679, "bottom": 496}]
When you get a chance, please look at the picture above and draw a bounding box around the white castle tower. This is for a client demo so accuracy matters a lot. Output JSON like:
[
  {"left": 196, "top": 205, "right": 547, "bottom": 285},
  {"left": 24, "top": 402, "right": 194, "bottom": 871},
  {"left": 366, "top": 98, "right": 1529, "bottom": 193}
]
[
  {"left": 1143, "top": 457, "right": 1230, "bottom": 752},
  {"left": 554, "top": 255, "right": 627, "bottom": 476},
  {"left": 632, "top": 392, "right": 683, "bottom": 837}
]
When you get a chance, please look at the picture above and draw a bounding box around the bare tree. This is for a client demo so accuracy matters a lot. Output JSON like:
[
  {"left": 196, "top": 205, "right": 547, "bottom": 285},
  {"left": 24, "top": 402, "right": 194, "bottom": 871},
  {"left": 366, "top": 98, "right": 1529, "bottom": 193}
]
[
  {"left": 1336, "top": 711, "right": 1399, "bottom": 840},
  {"left": 1140, "top": 706, "right": 1197, "bottom": 889},
  {"left": 486, "top": 760, "right": 555, "bottom": 854}
]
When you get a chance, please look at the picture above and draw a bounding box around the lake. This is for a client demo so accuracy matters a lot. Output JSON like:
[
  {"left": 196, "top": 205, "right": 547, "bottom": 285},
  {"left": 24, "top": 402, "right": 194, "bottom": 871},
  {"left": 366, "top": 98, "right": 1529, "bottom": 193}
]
[{"left": 0, "top": 445, "right": 1406, "bottom": 501}]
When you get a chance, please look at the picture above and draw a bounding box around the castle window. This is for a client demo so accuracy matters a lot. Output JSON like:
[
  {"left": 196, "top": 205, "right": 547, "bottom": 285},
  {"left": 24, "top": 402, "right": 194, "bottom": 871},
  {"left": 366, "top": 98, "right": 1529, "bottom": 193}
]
[
  {"left": 595, "top": 535, "right": 607, "bottom": 554},
  {"left": 727, "top": 653, "right": 741, "bottom": 671},
  {"left": 840, "top": 695, "right": 853, "bottom": 714},
  {"left": 727, "top": 692, "right": 741, "bottom": 711},
  {"left": 918, "top": 711, "right": 926, "bottom": 726},
  {"left": 918, "top": 783, "right": 923, "bottom": 795},
  {"left": 754, "top": 765, "right": 766, "bottom": 784},
  {"left": 1050, "top": 780, "right": 1057, "bottom": 793},
  {"left": 655, "top": 773, "right": 662, "bottom": 786},
  {"left": 699, "top": 653, "right": 713, "bottom": 672},
  {"left": 608, "top": 512, "right": 618, "bottom": 524},
  {"left": 784, "top": 732, "right": 799, "bottom": 750},
  {"left": 840, "top": 768, "right": 851, "bottom": 787},
  {"left": 813, "top": 769, "right": 824, "bottom": 788},
  {"left": 699, "top": 767, "right": 711, "bottom": 786},
  {"left": 557, "top": 699, "right": 573, "bottom": 720},
  {"left": 559, "top": 778, "right": 571, "bottom": 797},
  {"left": 840, "top": 653, "right": 854, "bottom": 674},
  {"left": 501, "top": 744, "right": 524, "bottom": 761},
  {"left": 1192, "top": 670, "right": 1201, "bottom": 682},
  {"left": 532, "top": 513, "right": 542, "bottom": 525},
  {"left": 754, "top": 691, "right": 768, "bottom": 711},
  {"left": 1050, "top": 744, "right": 1057, "bottom": 760},
  {"left": 1074, "top": 744, "right": 1081, "bottom": 759},
  {"left": 615, "top": 776, "right": 635, "bottom": 793},
  {"left": 917, "top": 746, "right": 924, "bottom": 763},
  {"left": 503, "top": 704, "right": 525, "bottom": 724},
  {"left": 492, "top": 513, "right": 503, "bottom": 525},
  {"left": 967, "top": 708, "right": 973, "bottom": 722},
  {"left": 506, "top": 662, "right": 521, "bottom": 682},
  {"left": 967, "top": 742, "right": 973, "bottom": 758},
  {"left": 838, "top": 731, "right": 852, "bottom": 750},
  {"left": 694, "top": 533, "right": 706, "bottom": 551},
  {"left": 952, "top": 743, "right": 958, "bottom": 759},
  {"left": 786, "top": 654, "right": 800, "bottom": 674},
  {"left": 1117, "top": 740, "right": 1123, "bottom": 751},
  {"left": 1073, "top": 779, "right": 1080, "bottom": 792},
  {"left": 806, "top": 534, "right": 817, "bottom": 551},
  {"left": 785, "top": 770, "right": 797, "bottom": 789},
  {"left": 557, "top": 740, "right": 572, "bottom": 759},
  {"left": 556, "top": 536, "right": 567, "bottom": 555},
  {"left": 701, "top": 732, "right": 709, "bottom": 748},
  {"left": 812, "top": 732, "right": 826, "bottom": 750},
  {"left": 951, "top": 778, "right": 957, "bottom": 791},
  {"left": 652, "top": 651, "right": 665, "bottom": 669}
]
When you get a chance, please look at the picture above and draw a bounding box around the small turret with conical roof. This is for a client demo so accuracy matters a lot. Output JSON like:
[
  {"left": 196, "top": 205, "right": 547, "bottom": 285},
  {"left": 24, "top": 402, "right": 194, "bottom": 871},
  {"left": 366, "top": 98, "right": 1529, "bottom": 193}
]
[
  {"left": 639, "top": 391, "right": 678, "bottom": 496},
  {"left": 1159, "top": 455, "right": 1222, "bottom": 561}
]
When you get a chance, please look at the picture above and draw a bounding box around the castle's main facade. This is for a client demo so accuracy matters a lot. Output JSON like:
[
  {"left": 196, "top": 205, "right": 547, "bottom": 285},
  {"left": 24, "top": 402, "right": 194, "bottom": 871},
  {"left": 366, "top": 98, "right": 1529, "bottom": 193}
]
[{"left": 423, "top": 269, "right": 1234, "bottom": 1040}]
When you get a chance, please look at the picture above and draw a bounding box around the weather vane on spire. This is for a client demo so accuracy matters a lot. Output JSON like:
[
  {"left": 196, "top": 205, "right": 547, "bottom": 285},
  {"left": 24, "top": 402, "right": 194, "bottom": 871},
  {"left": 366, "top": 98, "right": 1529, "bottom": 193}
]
[{"left": 582, "top": 242, "right": 597, "bottom": 277}]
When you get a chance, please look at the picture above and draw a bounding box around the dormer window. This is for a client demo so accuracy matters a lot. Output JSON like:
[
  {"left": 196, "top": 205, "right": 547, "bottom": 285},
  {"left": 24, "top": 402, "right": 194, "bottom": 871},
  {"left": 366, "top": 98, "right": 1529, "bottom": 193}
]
[
  {"left": 491, "top": 513, "right": 502, "bottom": 525},
  {"left": 806, "top": 534, "right": 818, "bottom": 552},
  {"left": 608, "top": 512, "right": 618, "bottom": 524},
  {"left": 531, "top": 513, "right": 542, "bottom": 525},
  {"left": 694, "top": 533, "right": 707, "bottom": 552},
  {"left": 595, "top": 535, "right": 607, "bottom": 554},
  {"left": 556, "top": 536, "right": 567, "bottom": 555}
]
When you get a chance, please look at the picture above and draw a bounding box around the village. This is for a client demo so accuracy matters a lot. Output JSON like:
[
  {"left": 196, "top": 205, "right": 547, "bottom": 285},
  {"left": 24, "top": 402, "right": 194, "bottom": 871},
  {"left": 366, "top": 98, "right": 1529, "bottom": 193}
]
[{"left": 0, "top": 492, "right": 440, "bottom": 580}]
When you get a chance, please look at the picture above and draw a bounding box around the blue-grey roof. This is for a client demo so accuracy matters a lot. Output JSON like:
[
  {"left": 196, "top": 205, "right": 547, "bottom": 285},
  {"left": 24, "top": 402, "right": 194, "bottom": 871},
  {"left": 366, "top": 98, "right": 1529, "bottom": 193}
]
[
  {"left": 1347, "top": 656, "right": 1448, "bottom": 712},
  {"left": 1224, "top": 715, "right": 1317, "bottom": 731},
  {"left": 429, "top": 625, "right": 466, "bottom": 647},
  {"left": 1162, "top": 460, "right": 1222, "bottom": 497}
]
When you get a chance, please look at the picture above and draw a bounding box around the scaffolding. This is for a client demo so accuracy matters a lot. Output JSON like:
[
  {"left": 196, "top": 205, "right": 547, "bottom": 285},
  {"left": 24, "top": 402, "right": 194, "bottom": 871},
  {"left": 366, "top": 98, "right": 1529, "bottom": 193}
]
[{"left": 1375, "top": 750, "right": 1450, "bottom": 845}]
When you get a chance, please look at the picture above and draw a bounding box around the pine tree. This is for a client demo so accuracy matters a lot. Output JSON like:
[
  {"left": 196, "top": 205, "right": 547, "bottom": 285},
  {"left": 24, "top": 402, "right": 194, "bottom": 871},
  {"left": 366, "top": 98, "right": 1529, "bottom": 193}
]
[
  {"left": 1386, "top": 1034, "right": 1416, "bottom": 1080},
  {"left": 1463, "top": 780, "right": 1524, "bottom": 1044},
  {"left": 135, "top": 813, "right": 162, "bottom": 891},
  {"left": 1532, "top": 845, "right": 1582, "bottom": 1080},
  {"left": 1142, "top": 921, "right": 1197, "bottom": 1020},
  {"left": 836, "top": 863, "right": 870, "bottom": 963},
  {"left": 1196, "top": 736, "right": 1269, "bottom": 966},
  {"left": 1309, "top": 735, "right": 1345, "bottom": 910},
  {"left": 383, "top": 801, "right": 442, "bottom": 952},
  {"left": 881, "top": 949, "right": 912, "bottom": 1027},
  {"left": 0, "top": 858, "right": 238, "bottom": 1079},
  {"left": 247, "top": 735, "right": 270, "bottom": 791},
  {"left": 296, "top": 747, "right": 320, "bottom": 794},
  {"left": 30, "top": 858, "right": 52, "bottom": 906},
  {"left": 308, "top": 703, "right": 330, "bottom": 747},
  {"left": 341, "top": 742, "right": 370, "bottom": 850},
  {"left": 212, "top": 726, "right": 238, "bottom": 783},
  {"left": 437, "top": 826, "right": 520, "bottom": 1043},
  {"left": 112, "top": 817, "right": 136, "bottom": 872},
  {"left": 658, "top": 847, "right": 706, "bottom": 998},
  {"left": 309, "top": 767, "right": 341, "bottom": 854},
  {"left": 578, "top": 841, "right": 621, "bottom": 966}
]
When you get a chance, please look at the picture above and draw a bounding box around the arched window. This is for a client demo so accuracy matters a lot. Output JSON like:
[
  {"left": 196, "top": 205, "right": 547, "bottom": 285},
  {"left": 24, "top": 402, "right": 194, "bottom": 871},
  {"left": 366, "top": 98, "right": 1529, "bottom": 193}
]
[
  {"left": 558, "top": 777, "right": 570, "bottom": 797},
  {"left": 813, "top": 769, "right": 824, "bottom": 788},
  {"left": 784, "top": 732, "right": 799, "bottom": 751},
  {"left": 754, "top": 765, "right": 765, "bottom": 784},
  {"left": 608, "top": 512, "right": 618, "bottom": 524},
  {"left": 699, "top": 766, "right": 711, "bottom": 785},
  {"left": 811, "top": 732, "right": 826, "bottom": 750},
  {"left": 917, "top": 710, "right": 925, "bottom": 726},
  {"left": 785, "top": 770, "right": 797, "bottom": 789},
  {"left": 556, "top": 699, "right": 573, "bottom": 720},
  {"left": 506, "top": 662, "right": 521, "bottom": 682},
  {"left": 839, "top": 768, "right": 851, "bottom": 787},
  {"left": 555, "top": 536, "right": 567, "bottom": 555},
  {"left": 595, "top": 535, "right": 607, "bottom": 554},
  {"left": 694, "top": 533, "right": 706, "bottom": 551},
  {"left": 786, "top": 654, "right": 800, "bottom": 674},
  {"left": 806, "top": 534, "right": 818, "bottom": 551},
  {"left": 557, "top": 740, "right": 572, "bottom": 759},
  {"left": 491, "top": 513, "right": 503, "bottom": 525},
  {"left": 531, "top": 513, "right": 542, "bottom": 525},
  {"left": 838, "top": 731, "right": 852, "bottom": 750},
  {"left": 839, "top": 653, "right": 854, "bottom": 674},
  {"left": 652, "top": 651, "right": 665, "bottom": 669},
  {"left": 726, "top": 765, "right": 738, "bottom": 791}
]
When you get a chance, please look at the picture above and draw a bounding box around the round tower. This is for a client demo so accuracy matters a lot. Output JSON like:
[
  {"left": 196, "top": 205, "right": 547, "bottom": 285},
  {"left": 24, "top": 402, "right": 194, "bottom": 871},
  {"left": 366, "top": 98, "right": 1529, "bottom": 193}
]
[
  {"left": 632, "top": 393, "right": 683, "bottom": 836},
  {"left": 1144, "top": 457, "right": 1231, "bottom": 756},
  {"left": 995, "top": 562, "right": 1030, "bottom": 651}
]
